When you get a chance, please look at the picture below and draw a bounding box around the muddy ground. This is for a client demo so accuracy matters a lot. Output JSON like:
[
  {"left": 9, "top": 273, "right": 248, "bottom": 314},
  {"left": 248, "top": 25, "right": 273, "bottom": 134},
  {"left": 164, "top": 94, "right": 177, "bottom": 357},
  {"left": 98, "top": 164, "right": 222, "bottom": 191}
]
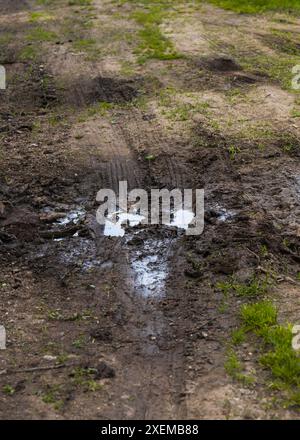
[{"left": 0, "top": 0, "right": 300, "bottom": 420}]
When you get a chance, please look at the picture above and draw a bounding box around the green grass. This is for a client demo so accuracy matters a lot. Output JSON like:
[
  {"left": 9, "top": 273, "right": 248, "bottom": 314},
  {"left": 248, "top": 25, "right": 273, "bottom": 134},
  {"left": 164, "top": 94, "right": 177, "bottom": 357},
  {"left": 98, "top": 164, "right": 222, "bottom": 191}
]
[
  {"left": 137, "top": 24, "right": 182, "bottom": 63},
  {"left": 225, "top": 349, "right": 242, "bottom": 376},
  {"left": 267, "top": 29, "right": 300, "bottom": 56},
  {"left": 237, "top": 52, "right": 300, "bottom": 90},
  {"left": 225, "top": 349, "right": 256, "bottom": 385},
  {"left": 129, "top": 3, "right": 182, "bottom": 63},
  {"left": 71, "top": 367, "right": 103, "bottom": 392},
  {"left": 19, "top": 45, "right": 39, "bottom": 61},
  {"left": 72, "top": 38, "right": 100, "bottom": 59},
  {"left": 241, "top": 301, "right": 277, "bottom": 330},
  {"left": 26, "top": 27, "right": 58, "bottom": 42},
  {"left": 231, "top": 327, "right": 246, "bottom": 345},
  {"left": 208, "top": 0, "right": 300, "bottom": 14},
  {"left": 217, "top": 277, "right": 269, "bottom": 299},
  {"left": 68, "top": 0, "right": 93, "bottom": 5},
  {"left": 29, "top": 12, "right": 54, "bottom": 23},
  {"left": 2, "top": 385, "right": 15, "bottom": 396},
  {"left": 163, "top": 100, "right": 210, "bottom": 122},
  {"left": 240, "top": 301, "right": 300, "bottom": 406}
]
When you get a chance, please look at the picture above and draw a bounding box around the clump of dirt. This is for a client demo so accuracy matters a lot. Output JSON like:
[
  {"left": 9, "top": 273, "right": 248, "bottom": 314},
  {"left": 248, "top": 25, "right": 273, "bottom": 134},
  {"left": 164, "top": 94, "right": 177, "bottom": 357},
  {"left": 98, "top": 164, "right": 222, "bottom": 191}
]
[
  {"left": 199, "top": 56, "right": 242, "bottom": 72},
  {"left": 64, "top": 76, "right": 143, "bottom": 107}
]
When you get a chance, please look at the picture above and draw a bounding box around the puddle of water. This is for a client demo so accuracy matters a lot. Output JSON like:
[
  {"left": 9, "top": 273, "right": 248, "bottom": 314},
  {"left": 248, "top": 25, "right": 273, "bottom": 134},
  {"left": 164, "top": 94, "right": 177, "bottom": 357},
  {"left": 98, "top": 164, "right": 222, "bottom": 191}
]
[
  {"left": 129, "top": 235, "right": 173, "bottom": 297},
  {"left": 57, "top": 209, "right": 86, "bottom": 226},
  {"left": 214, "top": 205, "right": 235, "bottom": 222},
  {"left": 102, "top": 209, "right": 194, "bottom": 296},
  {"left": 103, "top": 209, "right": 194, "bottom": 237},
  {"left": 104, "top": 211, "right": 145, "bottom": 237},
  {"left": 167, "top": 209, "right": 195, "bottom": 230}
]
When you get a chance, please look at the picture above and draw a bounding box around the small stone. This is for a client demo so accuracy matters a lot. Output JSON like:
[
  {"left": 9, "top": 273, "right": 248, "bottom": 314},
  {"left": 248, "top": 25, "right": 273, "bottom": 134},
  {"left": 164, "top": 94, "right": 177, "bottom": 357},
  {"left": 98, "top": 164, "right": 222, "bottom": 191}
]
[
  {"left": 0, "top": 325, "right": 6, "bottom": 350},
  {"left": 43, "top": 355, "right": 57, "bottom": 361}
]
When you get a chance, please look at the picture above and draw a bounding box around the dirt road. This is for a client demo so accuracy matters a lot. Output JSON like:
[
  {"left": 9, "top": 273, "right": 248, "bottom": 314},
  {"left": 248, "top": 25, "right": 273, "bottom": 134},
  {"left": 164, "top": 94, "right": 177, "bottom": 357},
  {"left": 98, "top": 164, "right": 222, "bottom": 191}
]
[{"left": 0, "top": 0, "right": 300, "bottom": 419}]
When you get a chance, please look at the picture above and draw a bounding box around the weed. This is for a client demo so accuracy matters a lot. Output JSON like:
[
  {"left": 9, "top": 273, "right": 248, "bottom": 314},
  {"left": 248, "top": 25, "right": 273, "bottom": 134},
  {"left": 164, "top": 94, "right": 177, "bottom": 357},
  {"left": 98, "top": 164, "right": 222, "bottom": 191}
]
[
  {"left": 72, "top": 336, "right": 85, "bottom": 349},
  {"left": 71, "top": 367, "right": 103, "bottom": 392},
  {"left": 231, "top": 327, "right": 246, "bottom": 345},
  {"left": 228, "top": 145, "right": 241, "bottom": 160},
  {"left": 145, "top": 154, "right": 155, "bottom": 161},
  {"left": 42, "top": 385, "right": 64, "bottom": 410},
  {"left": 225, "top": 349, "right": 242, "bottom": 377},
  {"left": 2, "top": 385, "right": 15, "bottom": 395},
  {"left": 224, "top": 349, "right": 255, "bottom": 385}
]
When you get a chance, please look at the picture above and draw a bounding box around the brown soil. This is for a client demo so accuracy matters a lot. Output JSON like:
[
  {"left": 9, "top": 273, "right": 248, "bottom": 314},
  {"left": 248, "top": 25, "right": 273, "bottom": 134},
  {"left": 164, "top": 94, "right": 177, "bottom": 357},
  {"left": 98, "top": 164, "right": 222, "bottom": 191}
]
[{"left": 0, "top": 0, "right": 300, "bottom": 420}]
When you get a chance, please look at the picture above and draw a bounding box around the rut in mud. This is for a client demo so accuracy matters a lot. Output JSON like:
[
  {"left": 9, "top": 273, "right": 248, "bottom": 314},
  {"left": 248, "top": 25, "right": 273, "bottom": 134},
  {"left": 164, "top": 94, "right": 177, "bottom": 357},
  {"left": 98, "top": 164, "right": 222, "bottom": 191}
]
[{"left": 1, "top": 0, "right": 300, "bottom": 420}]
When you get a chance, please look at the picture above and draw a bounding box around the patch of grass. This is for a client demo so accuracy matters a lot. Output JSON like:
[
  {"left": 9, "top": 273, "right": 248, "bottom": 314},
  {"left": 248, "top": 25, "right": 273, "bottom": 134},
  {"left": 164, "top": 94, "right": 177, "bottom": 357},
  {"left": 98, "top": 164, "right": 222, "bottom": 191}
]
[
  {"left": 225, "top": 349, "right": 256, "bottom": 385},
  {"left": 231, "top": 327, "right": 246, "bottom": 345},
  {"left": 217, "top": 277, "right": 269, "bottom": 299},
  {"left": 29, "top": 12, "right": 54, "bottom": 23},
  {"left": 72, "top": 38, "right": 96, "bottom": 51},
  {"left": 267, "top": 29, "right": 300, "bottom": 56},
  {"left": 225, "top": 349, "right": 242, "bottom": 376},
  {"left": 291, "top": 108, "right": 300, "bottom": 118},
  {"left": 26, "top": 27, "right": 58, "bottom": 42},
  {"left": 129, "top": 3, "right": 182, "bottom": 63},
  {"left": 72, "top": 336, "right": 85, "bottom": 349},
  {"left": 228, "top": 145, "right": 241, "bottom": 160},
  {"left": 137, "top": 24, "right": 182, "bottom": 63},
  {"left": 207, "top": 0, "right": 300, "bottom": 14},
  {"left": 238, "top": 52, "right": 300, "bottom": 91},
  {"left": 163, "top": 100, "right": 210, "bottom": 122},
  {"left": 71, "top": 367, "right": 103, "bottom": 392},
  {"left": 42, "top": 385, "right": 64, "bottom": 411},
  {"left": 72, "top": 38, "right": 100, "bottom": 59},
  {"left": 240, "top": 300, "right": 300, "bottom": 406},
  {"left": 241, "top": 301, "right": 277, "bottom": 331},
  {"left": 19, "top": 45, "right": 39, "bottom": 61},
  {"left": 2, "top": 385, "right": 15, "bottom": 396},
  {"left": 68, "top": 0, "right": 93, "bottom": 5},
  {"left": 0, "top": 33, "right": 14, "bottom": 45},
  {"left": 87, "top": 101, "right": 114, "bottom": 116}
]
